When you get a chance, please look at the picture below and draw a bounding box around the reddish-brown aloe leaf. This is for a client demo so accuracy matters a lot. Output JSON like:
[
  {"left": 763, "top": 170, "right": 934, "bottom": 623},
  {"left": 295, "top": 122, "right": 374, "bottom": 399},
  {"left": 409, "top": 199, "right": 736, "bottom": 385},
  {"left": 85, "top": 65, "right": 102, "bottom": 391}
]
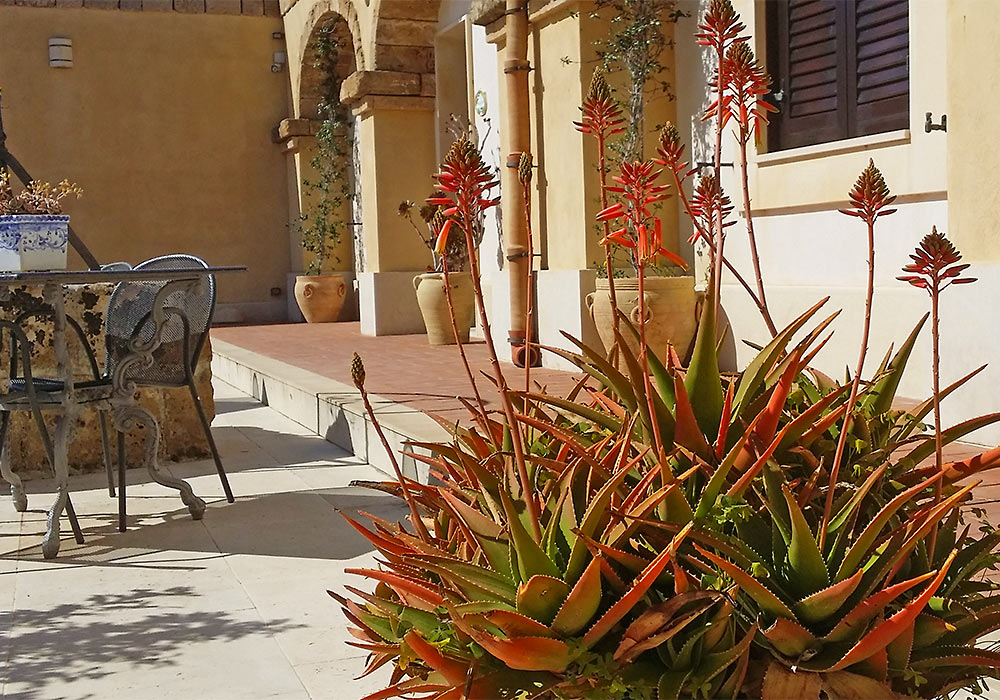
[
  {"left": 762, "top": 616, "right": 815, "bottom": 657},
  {"left": 450, "top": 611, "right": 574, "bottom": 673},
  {"left": 342, "top": 513, "right": 412, "bottom": 558},
  {"left": 823, "top": 549, "right": 957, "bottom": 672},
  {"left": 793, "top": 569, "right": 864, "bottom": 625},
  {"left": 345, "top": 568, "right": 445, "bottom": 612},
  {"left": 550, "top": 556, "right": 603, "bottom": 636},
  {"left": 517, "top": 575, "right": 570, "bottom": 625},
  {"left": 582, "top": 522, "right": 693, "bottom": 648},
  {"left": 485, "top": 609, "right": 556, "bottom": 638},
  {"left": 403, "top": 630, "right": 469, "bottom": 686},
  {"left": 693, "top": 544, "right": 796, "bottom": 620},
  {"left": 672, "top": 372, "right": 714, "bottom": 459},
  {"left": 825, "top": 572, "right": 936, "bottom": 643},
  {"left": 359, "top": 677, "right": 449, "bottom": 700},
  {"left": 614, "top": 592, "right": 719, "bottom": 663}
]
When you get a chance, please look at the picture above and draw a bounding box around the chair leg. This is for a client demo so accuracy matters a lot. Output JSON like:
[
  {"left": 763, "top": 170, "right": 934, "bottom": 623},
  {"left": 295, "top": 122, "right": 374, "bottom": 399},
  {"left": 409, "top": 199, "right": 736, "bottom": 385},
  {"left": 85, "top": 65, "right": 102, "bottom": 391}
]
[
  {"left": 0, "top": 412, "right": 27, "bottom": 512},
  {"left": 188, "top": 379, "right": 234, "bottom": 503},
  {"left": 117, "top": 430, "right": 126, "bottom": 533},
  {"left": 98, "top": 411, "right": 115, "bottom": 498}
]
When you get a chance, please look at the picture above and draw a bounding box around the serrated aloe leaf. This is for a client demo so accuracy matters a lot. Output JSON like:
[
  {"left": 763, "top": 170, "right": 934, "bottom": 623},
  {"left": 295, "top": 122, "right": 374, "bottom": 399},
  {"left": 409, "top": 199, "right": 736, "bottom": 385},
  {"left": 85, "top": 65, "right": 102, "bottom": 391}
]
[
  {"left": 582, "top": 523, "right": 692, "bottom": 648},
  {"left": 672, "top": 372, "right": 713, "bottom": 459},
  {"left": 781, "top": 485, "right": 830, "bottom": 596},
  {"left": 827, "top": 463, "right": 887, "bottom": 537},
  {"left": 658, "top": 670, "right": 692, "bottom": 700},
  {"left": 895, "top": 365, "right": 987, "bottom": 443},
  {"left": 521, "top": 391, "right": 623, "bottom": 433},
  {"left": 942, "top": 531, "right": 1000, "bottom": 598},
  {"left": 517, "top": 575, "right": 570, "bottom": 625},
  {"left": 835, "top": 472, "right": 943, "bottom": 582},
  {"left": 776, "top": 382, "right": 851, "bottom": 452},
  {"left": 565, "top": 456, "right": 637, "bottom": 581},
  {"left": 403, "top": 630, "right": 468, "bottom": 686},
  {"left": 897, "top": 413, "right": 1000, "bottom": 474},
  {"left": 756, "top": 348, "right": 803, "bottom": 447},
  {"left": 560, "top": 332, "right": 638, "bottom": 409},
  {"left": 867, "top": 314, "right": 927, "bottom": 416},
  {"left": 685, "top": 277, "right": 724, "bottom": 437},
  {"left": 616, "top": 605, "right": 712, "bottom": 664},
  {"left": 688, "top": 621, "right": 758, "bottom": 691},
  {"left": 793, "top": 569, "right": 863, "bottom": 624},
  {"left": 824, "top": 550, "right": 956, "bottom": 672},
  {"left": 693, "top": 544, "right": 796, "bottom": 620},
  {"left": 886, "top": 618, "right": 914, "bottom": 671},
  {"left": 733, "top": 297, "right": 829, "bottom": 419},
  {"left": 938, "top": 443, "right": 1000, "bottom": 486},
  {"left": 616, "top": 308, "right": 677, "bottom": 413},
  {"left": 452, "top": 616, "right": 574, "bottom": 672},
  {"left": 763, "top": 616, "right": 815, "bottom": 657},
  {"left": 499, "top": 488, "right": 560, "bottom": 582},
  {"left": 486, "top": 609, "right": 556, "bottom": 638},
  {"left": 412, "top": 557, "right": 516, "bottom": 604},
  {"left": 695, "top": 412, "right": 765, "bottom": 521},
  {"left": 909, "top": 646, "right": 1000, "bottom": 669},
  {"left": 358, "top": 675, "right": 448, "bottom": 700},
  {"left": 440, "top": 491, "right": 503, "bottom": 540},
  {"left": 346, "top": 568, "right": 445, "bottom": 612},
  {"left": 550, "top": 556, "right": 602, "bottom": 635},
  {"left": 762, "top": 463, "right": 791, "bottom": 544}
]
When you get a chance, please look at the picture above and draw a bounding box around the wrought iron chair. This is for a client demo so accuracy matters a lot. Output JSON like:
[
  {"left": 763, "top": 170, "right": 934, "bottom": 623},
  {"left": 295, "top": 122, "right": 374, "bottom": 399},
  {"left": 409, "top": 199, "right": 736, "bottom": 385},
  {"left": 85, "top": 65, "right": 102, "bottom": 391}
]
[{"left": 106, "top": 254, "right": 234, "bottom": 515}]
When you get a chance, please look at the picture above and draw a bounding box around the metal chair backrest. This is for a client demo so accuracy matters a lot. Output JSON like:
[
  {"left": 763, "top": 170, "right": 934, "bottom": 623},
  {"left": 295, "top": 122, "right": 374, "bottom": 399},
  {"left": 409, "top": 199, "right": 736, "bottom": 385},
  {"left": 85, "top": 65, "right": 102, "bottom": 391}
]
[{"left": 104, "top": 254, "right": 215, "bottom": 387}]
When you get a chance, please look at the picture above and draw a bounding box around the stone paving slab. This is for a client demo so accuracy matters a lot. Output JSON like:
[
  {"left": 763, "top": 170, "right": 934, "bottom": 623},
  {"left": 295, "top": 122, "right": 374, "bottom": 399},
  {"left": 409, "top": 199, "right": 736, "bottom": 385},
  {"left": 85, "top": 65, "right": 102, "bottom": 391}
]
[{"left": 0, "top": 380, "right": 402, "bottom": 699}]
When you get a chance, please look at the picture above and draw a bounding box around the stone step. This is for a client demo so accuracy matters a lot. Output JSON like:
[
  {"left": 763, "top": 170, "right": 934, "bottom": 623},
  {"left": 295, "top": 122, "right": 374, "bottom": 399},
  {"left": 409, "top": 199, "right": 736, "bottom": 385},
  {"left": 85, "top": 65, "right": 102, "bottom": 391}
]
[{"left": 211, "top": 338, "right": 449, "bottom": 483}]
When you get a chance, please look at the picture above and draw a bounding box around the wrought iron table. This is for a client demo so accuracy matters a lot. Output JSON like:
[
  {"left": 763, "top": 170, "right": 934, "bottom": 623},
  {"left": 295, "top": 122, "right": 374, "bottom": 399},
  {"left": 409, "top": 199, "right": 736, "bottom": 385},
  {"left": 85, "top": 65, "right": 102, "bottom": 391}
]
[{"left": 0, "top": 266, "right": 244, "bottom": 558}]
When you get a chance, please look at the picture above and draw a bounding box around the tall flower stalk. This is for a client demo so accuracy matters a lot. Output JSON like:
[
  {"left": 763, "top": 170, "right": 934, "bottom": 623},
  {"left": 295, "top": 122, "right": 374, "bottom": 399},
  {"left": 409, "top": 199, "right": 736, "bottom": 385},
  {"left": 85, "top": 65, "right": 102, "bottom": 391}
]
[
  {"left": 819, "top": 160, "right": 896, "bottom": 547},
  {"left": 721, "top": 41, "right": 778, "bottom": 336},
  {"left": 697, "top": 0, "right": 745, "bottom": 320},
  {"left": 598, "top": 160, "right": 686, "bottom": 467},
  {"left": 899, "top": 227, "right": 976, "bottom": 556},
  {"left": 518, "top": 152, "right": 537, "bottom": 390},
  {"left": 431, "top": 138, "right": 542, "bottom": 541},
  {"left": 575, "top": 67, "right": 625, "bottom": 347}
]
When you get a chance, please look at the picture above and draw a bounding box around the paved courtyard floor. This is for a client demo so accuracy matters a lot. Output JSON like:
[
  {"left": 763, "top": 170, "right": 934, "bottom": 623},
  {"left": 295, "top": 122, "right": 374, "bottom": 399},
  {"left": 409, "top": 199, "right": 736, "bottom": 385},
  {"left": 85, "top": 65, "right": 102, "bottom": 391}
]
[{"left": 0, "top": 380, "right": 400, "bottom": 700}]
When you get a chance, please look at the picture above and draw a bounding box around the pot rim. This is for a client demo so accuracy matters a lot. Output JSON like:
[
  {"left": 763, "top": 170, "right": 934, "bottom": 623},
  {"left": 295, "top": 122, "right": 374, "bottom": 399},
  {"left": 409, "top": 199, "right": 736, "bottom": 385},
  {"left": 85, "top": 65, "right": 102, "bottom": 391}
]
[{"left": 0, "top": 214, "right": 70, "bottom": 222}]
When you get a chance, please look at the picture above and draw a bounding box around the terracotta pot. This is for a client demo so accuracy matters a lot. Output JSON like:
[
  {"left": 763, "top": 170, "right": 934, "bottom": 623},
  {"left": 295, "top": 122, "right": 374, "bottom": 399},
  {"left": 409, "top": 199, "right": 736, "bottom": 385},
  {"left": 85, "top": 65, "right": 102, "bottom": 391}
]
[
  {"left": 413, "top": 271, "right": 475, "bottom": 345},
  {"left": 586, "top": 276, "right": 699, "bottom": 361},
  {"left": 294, "top": 274, "right": 347, "bottom": 323}
]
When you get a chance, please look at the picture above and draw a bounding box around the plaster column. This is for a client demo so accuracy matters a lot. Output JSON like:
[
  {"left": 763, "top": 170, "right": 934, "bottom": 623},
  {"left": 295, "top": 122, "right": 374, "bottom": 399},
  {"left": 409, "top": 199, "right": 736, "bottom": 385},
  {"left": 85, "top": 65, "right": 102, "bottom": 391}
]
[{"left": 342, "top": 72, "right": 439, "bottom": 335}]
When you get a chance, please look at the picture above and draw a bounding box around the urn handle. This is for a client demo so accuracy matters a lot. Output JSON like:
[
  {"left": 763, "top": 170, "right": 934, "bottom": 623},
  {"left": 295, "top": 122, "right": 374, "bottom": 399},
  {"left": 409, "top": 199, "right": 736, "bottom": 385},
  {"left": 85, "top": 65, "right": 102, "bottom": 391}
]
[{"left": 629, "top": 293, "right": 653, "bottom": 324}]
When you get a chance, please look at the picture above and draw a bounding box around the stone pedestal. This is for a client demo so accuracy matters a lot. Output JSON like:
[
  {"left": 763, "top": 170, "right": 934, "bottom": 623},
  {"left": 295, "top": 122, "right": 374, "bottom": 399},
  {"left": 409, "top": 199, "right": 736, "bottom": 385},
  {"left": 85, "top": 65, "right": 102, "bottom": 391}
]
[{"left": 0, "top": 283, "right": 214, "bottom": 478}]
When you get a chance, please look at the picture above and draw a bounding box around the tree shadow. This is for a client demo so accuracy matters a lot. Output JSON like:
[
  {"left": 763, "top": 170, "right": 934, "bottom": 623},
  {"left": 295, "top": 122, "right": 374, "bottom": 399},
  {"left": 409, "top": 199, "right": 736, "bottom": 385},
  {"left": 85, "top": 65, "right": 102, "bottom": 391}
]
[{"left": 0, "top": 586, "right": 302, "bottom": 700}]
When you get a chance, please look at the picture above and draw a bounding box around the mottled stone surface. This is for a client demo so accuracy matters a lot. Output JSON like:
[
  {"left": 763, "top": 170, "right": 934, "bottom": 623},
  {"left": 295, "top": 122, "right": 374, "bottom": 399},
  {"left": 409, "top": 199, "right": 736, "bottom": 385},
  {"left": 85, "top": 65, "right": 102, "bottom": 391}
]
[{"left": 0, "top": 283, "right": 214, "bottom": 478}]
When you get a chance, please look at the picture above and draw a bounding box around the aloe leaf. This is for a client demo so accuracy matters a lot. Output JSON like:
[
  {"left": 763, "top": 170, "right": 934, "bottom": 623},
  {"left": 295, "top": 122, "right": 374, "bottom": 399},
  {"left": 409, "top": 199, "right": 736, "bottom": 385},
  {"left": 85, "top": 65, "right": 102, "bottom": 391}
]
[
  {"left": 763, "top": 616, "right": 815, "bottom": 657},
  {"left": 672, "top": 372, "right": 713, "bottom": 460},
  {"left": 867, "top": 313, "right": 927, "bottom": 416},
  {"left": 684, "top": 278, "right": 724, "bottom": 437},
  {"left": 560, "top": 332, "right": 638, "bottom": 409},
  {"left": 550, "top": 557, "right": 602, "bottom": 635},
  {"left": 616, "top": 308, "right": 677, "bottom": 413},
  {"left": 516, "top": 574, "right": 570, "bottom": 624},
  {"left": 452, "top": 615, "right": 574, "bottom": 673},
  {"left": 782, "top": 485, "right": 830, "bottom": 596},
  {"left": 823, "top": 550, "right": 956, "bottom": 672},
  {"left": 826, "top": 463, "right": 887, "bottom": 537},
  {"left": 582, "top": 523, "right": 692, "bottom": 648},
  {"left": 499, "top": 488, "right": 560, "bottom": 582},
  {"left": 693, "top": 544, "right": 796, "bottom": 620},
  {"left": 793, "top": 569, "right": 863, "bottom": 624},
  {"left": 835, "top": 472, "right": 943, "bottom": 582},
  {"left": 409, "top": 556, "right": 517, "bottom": 604},
  {"left": 521, "top": 391, "right": 623, "bottom": 433},
  {"left": 897, "top": 413, "right": 1000, "bottom": 474},
  {"left": 688, "top": 621, "right": 758, "bottom": 691},
  {"left": 895, "top": 365, "right": 987, "bottom": 443},
  {"left": 733, "top": 297, "right": 829, "bottom": 419},
  {"left": 695, "top": 412, "right": 766, "bottom": 521}
]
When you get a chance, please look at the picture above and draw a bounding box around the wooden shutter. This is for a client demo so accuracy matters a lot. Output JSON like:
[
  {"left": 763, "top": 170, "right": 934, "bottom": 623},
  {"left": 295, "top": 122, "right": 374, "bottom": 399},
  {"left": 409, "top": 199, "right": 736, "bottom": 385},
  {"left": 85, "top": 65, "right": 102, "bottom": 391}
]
[
  {"left": 853, "top": 0, "right": 909, "bottom": 135},
  {"left": 767, "top": 0, "right": 909, "bottom": 151}
]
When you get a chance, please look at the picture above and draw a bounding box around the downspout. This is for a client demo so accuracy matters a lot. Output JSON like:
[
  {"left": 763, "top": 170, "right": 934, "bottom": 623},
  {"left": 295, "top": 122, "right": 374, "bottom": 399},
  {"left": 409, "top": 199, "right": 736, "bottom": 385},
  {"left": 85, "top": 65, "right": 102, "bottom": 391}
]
[{"left": 502, "top": 0, "right": 534, "bottom": 366}]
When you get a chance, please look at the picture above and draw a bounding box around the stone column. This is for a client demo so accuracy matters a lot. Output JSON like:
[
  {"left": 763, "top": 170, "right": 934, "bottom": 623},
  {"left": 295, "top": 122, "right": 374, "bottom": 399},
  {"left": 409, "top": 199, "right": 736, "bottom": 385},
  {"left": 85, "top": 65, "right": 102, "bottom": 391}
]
[{"left": 341, "top": 71, "right": 438, "bottom": 335}]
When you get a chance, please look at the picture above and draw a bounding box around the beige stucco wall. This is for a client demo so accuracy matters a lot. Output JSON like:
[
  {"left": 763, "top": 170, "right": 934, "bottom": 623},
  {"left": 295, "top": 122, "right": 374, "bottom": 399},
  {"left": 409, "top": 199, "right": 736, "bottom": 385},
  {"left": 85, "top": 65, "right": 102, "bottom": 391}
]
[
  {"left": 946, "top": 0, "right": 999, "bottom": 263},
  {"left": 0, "top": 6, "right": 290, "bottom": 321}
]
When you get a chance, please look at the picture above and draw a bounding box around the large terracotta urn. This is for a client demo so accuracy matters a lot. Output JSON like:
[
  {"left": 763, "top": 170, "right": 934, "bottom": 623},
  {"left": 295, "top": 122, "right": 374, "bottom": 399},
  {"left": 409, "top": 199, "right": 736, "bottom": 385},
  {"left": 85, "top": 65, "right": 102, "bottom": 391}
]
[
  {"left": 413, "top": 271, "right": 475, "bottom": 345},
  {"left": 586, "top": 276, "right": 699, "bottom": 361},
  {"left": 294, "top": 274, "right": 347, "bottom": 323}
]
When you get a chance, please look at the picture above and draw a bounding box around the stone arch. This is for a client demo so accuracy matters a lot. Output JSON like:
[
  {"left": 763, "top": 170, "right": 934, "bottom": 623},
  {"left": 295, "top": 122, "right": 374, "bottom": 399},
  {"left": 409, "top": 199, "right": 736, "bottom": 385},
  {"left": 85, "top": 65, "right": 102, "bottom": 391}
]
[
  {"left": 298, "top": 6, "right": 362, "bottom": 119},
  {"left": 368, "top": 0, "right": 440, "bottom": 75}
]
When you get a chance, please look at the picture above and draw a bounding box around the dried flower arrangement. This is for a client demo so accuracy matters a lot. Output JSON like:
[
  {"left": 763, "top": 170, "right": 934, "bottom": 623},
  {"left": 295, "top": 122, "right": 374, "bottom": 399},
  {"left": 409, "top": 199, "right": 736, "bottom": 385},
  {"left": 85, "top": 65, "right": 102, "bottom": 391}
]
[{"left": 0, "top": 169, "right": 81, "bottom": 216}]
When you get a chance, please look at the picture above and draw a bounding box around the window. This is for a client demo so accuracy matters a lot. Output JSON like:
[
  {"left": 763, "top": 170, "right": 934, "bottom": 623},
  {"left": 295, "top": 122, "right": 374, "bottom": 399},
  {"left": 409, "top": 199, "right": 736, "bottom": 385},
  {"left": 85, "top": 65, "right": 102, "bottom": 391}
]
[{"left": 766, "top": 0, "right": 909, "bottom": 151}]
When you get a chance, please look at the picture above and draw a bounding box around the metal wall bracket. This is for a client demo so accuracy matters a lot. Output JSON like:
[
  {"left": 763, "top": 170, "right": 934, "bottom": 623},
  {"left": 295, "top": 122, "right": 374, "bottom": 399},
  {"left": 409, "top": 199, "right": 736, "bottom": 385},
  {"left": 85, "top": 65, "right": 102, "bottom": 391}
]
[{"left": 925, "top": 112, "right": 947, "bottom": 133}]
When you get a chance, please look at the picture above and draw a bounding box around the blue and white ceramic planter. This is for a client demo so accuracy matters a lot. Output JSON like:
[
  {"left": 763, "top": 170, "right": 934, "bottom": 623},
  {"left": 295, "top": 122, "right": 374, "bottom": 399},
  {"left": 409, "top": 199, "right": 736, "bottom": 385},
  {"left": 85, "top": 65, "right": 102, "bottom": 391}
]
[{"left": 0, "top": 214, "right": 70, "bottom": 271}]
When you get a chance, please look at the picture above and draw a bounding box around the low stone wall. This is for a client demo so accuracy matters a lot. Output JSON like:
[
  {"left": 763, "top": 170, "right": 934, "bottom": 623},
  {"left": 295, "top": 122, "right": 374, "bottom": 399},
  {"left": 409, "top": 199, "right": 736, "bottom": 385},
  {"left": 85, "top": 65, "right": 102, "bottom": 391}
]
[{"left": 0, "top": 283, "right": 214, "bottom": 478}]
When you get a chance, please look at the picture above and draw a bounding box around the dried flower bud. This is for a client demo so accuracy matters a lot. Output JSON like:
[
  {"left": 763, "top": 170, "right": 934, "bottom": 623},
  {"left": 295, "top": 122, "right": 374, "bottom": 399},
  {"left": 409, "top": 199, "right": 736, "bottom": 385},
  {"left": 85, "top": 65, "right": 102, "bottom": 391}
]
[
  {"left": 397, "top": 200, "right": 414, "bottom": 217},
  {"left": 351, "top": 352, "right": 366, "bottom": 390},
  {"left": 518, "top": 152, "right": 533, "bottom": 185}
]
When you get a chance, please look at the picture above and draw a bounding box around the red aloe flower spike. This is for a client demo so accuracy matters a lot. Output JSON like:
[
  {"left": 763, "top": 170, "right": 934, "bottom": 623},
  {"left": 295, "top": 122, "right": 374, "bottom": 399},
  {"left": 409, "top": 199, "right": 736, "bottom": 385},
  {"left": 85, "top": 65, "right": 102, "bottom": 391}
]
[
  {"left": 696, "top": 0, "right": 746, "bottom": 52},
  {"left": 689, "top": 173, "right": 734, "bottom": 245},
  {"left": 723, "top": 42, "right": 778, "bottom": 144},
  {"left": 434, "top": 137, "right": 542, "bottom": 542},
  {"left": 840, "top": 158, "right": 897, "bottom": 225},
  {"left": 898, "top": 226, "right": 977, "bottom": 293},
  {"left": 898, "top": 227, "right": 976, "bottom": 559},
  {"left": 574, "top": 67, "right": 625, "bottom": 139}
]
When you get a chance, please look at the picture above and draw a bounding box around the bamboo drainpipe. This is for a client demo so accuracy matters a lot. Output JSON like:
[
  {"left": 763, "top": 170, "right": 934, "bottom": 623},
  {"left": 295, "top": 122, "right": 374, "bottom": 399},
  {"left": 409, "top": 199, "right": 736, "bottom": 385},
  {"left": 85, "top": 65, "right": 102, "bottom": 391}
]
[{"left": 503, "top": 0, "right": 534, "bottom": 367}]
